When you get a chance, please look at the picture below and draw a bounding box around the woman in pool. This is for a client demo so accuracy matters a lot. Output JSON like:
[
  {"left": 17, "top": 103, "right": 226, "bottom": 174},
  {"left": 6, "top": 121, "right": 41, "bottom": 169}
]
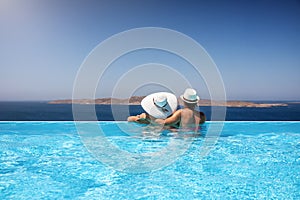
[
  {"left": 155, "top": 88, "right": 206, "bottom": 131},
  {"left": 127, "top": 92, "right": 178, "bottom": 124}
]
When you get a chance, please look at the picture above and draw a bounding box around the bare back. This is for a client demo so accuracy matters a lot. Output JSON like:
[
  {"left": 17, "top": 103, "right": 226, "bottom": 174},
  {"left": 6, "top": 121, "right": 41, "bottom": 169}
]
[{"left": 180, "top": 108, "right": 200, "bottom": 130}]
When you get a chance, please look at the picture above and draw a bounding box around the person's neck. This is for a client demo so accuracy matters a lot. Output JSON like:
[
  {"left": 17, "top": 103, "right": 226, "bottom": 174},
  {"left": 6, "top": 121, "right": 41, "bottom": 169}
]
[{"left": 183, "top": 107, "right": 195, "bottom": 110}]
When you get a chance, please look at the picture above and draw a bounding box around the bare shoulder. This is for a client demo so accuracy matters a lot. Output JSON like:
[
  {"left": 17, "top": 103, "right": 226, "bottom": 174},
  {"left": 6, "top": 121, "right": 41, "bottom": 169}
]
[{"left": 173, "top": 109, "right": 182, "bottom": 116}]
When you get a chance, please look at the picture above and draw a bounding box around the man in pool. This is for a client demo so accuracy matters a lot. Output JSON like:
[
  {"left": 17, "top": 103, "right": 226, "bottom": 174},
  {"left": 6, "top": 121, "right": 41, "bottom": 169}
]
[{"left": 155, "top": 88, "right": 206, "bottom": 131}]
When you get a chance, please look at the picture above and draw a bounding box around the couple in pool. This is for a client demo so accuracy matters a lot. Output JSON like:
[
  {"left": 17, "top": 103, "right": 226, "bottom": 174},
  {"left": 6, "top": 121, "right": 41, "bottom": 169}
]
[{"left": 127, "top": 88, "right": 206, "bottom": 132}]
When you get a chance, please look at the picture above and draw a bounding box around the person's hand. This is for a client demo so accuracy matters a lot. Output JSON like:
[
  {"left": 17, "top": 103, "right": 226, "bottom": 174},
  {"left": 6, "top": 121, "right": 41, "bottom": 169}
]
[{"left": 137, "top": 113, "right": 147, "bottom": 119}]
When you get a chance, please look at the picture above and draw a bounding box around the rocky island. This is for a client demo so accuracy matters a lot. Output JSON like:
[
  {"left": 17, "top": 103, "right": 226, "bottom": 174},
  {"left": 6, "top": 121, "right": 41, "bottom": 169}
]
[{"left": 49, "top": 97, "right": 287, "bottom": 108}]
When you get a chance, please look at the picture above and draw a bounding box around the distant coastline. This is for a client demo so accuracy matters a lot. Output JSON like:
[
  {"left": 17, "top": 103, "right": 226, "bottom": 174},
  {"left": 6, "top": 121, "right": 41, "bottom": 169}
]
[{"left": 48, "top": 97, "right": 288, "bottom": 108}]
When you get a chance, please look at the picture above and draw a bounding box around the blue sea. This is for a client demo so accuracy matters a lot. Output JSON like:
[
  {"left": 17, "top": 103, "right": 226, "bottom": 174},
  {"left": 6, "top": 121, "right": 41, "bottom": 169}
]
[{"left": 0, "top": 101, "right": 300, "bottom": 121}]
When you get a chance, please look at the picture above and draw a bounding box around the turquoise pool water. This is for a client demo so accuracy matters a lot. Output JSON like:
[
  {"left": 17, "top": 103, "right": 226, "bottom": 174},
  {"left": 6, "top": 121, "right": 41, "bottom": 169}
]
[{"left": 0, "top": 121, "right": 299, "bottom": 199}]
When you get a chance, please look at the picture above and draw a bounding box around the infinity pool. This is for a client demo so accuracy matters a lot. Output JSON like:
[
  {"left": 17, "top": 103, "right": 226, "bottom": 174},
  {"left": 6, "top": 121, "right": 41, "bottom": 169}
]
[{"left": 0, "top": 121, "right": 299, "bottom": 199}]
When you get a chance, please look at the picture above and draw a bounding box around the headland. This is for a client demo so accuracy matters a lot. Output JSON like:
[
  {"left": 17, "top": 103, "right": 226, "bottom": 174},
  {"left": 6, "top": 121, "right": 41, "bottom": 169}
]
[{"left": 49, "top": 97, "right": 288, "bottom": 108}]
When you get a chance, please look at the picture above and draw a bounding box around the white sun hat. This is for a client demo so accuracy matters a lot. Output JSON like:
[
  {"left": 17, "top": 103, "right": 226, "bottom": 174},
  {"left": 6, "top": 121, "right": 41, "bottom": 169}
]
[
  {"left": 180, "top": 88, "right": 200, "bottom": 103},
  {"left": 141, "top": 92, "right": 178, "bottom": 119}
]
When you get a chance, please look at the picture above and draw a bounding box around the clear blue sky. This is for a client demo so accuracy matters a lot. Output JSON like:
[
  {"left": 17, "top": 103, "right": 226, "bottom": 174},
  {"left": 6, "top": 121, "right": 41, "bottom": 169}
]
[{"left": 0, "top": 0, "right": 299, "bottom": 101}]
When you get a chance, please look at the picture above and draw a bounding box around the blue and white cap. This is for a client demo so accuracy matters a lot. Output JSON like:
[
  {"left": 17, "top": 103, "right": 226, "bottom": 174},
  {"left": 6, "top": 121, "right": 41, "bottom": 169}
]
[{"left": 180, "top": 88, "right": 200, "bottom": 103}]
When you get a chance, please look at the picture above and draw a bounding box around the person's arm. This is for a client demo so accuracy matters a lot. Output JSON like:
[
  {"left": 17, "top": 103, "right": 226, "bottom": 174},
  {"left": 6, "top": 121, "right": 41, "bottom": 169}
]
[
  {"left": 127, "top": 113, "right": 149, "bottom": 124},
  {"left": 199, "top": 111, "right": 206, "bottom": 124},
  {"left": 155, "top": 109, "right": 182, "bottom": 125}
]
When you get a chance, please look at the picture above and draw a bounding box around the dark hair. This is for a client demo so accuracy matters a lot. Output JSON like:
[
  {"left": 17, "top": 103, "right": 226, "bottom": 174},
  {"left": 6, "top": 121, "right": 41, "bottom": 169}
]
[{"left": 200, "top": 112, "right": 206, "bottom": 124}]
